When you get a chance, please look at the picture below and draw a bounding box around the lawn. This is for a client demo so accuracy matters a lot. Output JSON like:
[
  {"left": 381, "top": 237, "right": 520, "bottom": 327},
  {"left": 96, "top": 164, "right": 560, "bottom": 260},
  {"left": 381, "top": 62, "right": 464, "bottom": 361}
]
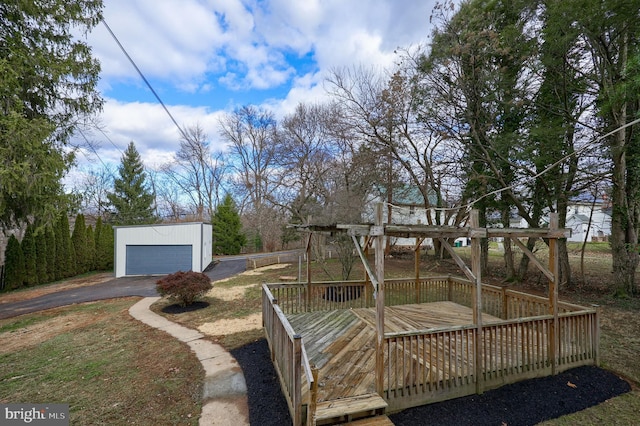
[{"left": 0, "top": 244, "right": 638, "bottom": 425}]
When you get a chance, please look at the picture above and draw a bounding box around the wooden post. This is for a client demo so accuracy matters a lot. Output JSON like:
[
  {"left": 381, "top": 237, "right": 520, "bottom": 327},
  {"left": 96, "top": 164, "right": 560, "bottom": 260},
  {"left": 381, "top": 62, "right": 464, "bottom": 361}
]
[
  {"left": 308, "top": 366, "right": 319, "bottom": 426},
  {"left": 364, "top": 236, "right": 370, "bottom": 304},
  {"left": 549, "top": 213, "right": 559, "bottom": 375},
  {"left": 293, "top": 334, "right": 302, "bottom": 426},
  {"left": 375, "top": 203, "right": 386, "bottom": 397},
  {"left": 593, "top": 304, "right": 601, "bottom": 366},
  {"left": 501, "top": 285, "right": 508, "bottom": 320},
  {"left": 306, "top": 233, "right": 312, "bottom": 311},
  {"left": 414, "top": 238, "right": 423, "bottom": 303},
  {"left": 470, "top": 210, "right": 483, "bottom": 394}
]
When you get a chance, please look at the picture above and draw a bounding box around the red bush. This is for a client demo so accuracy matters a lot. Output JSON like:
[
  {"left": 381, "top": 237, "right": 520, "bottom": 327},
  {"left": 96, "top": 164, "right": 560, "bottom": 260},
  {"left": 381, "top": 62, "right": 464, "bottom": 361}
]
[{"left": 156, "top": 271, "right": 212, "bottom": 307}]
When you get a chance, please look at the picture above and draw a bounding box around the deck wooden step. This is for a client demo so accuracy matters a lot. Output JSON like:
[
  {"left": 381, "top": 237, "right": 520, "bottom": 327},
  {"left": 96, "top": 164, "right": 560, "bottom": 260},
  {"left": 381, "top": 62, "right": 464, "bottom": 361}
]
[
  {"left": 315, "top": 393, "right": 388, "bottom": 425},
  {"left": 338, "top": 415, "right": 394, "bottom": 425}
]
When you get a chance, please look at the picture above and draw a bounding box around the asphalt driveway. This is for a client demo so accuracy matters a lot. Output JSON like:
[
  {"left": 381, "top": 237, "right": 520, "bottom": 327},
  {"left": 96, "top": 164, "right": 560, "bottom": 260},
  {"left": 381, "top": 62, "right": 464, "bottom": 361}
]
[{"left": 0, "top": 258, "right": 246, "bottom": 320}]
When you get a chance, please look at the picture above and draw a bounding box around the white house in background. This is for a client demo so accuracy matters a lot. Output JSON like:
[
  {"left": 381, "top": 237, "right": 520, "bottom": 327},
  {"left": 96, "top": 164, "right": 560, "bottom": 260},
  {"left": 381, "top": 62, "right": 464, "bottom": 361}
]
[
  {"left": 507, "top": 195, "right": 612, "bottom": 242},
  {"left": 113, "top": 222, "right": 212, "bottom": 278},
  {"left": 366, "top": 185, "right": 471, "bottom": 248},
  {"left": 565, "top": 196, "right": 612, "bottom": 242}
]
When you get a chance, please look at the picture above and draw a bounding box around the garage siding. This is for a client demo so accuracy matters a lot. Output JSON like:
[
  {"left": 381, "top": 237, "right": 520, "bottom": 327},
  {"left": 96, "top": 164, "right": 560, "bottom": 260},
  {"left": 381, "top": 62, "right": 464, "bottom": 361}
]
[{"left": 125, "top": 245, "right": 193, "bottom": 276}]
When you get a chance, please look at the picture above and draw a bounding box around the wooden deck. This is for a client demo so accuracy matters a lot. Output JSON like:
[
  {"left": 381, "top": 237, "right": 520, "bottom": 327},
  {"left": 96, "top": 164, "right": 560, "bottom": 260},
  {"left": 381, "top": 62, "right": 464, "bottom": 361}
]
[
  {"left": 288, "top": 301, "right": 501, "bottom": 404},
  {"left": 263, "top": 276, "right": 599, "bottom": 424}
]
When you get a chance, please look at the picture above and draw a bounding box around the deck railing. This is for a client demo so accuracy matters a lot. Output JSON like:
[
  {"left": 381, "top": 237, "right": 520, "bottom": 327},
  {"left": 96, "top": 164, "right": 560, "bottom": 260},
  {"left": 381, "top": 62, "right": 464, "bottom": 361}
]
[
  {"left": 266, "top": 276, "right": 587, "bottom": 318},
  {"left": 262, "top": 284, "right": 316, "bottom": 426},
  {"left": 263, "top": 276, "right": 599, "bottom": 416}
]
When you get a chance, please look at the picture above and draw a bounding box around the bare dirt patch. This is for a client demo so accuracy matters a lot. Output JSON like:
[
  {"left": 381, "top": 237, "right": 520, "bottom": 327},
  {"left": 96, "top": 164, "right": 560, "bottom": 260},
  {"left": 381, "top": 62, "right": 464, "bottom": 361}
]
[
  {"left": 198, "top": 312, "right": 262, "bottom": 336},
  {"left": 213, "top": 264, "right": 289, "bottom": 284},
  {"left": 205, "top": 284, "right": 258, "bottom": 301},
  {"left": 200, "top": 283, "right": 261, "bottom": 335},
  {"left": 0, "top": 305, "right": 107, "bottom": 354}
]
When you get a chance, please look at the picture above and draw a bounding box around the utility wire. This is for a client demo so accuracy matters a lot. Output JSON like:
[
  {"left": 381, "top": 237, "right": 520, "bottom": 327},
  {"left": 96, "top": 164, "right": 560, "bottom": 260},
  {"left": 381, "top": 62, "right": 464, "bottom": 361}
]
[
  {"left": 389, "top": 115, "right": 640, "bottom": 215},
  {"left": 101, "top": 18, "right": 190, "bottom": 142}
]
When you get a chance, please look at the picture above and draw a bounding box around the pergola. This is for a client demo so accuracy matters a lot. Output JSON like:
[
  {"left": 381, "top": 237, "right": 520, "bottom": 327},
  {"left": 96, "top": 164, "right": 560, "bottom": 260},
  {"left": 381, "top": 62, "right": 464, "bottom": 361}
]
[
  {"left": 296, "top": 204, "right": 570, "bottom": 394},
  {"left": 264, "top": 203, "right": 598, "bottom": 425}
]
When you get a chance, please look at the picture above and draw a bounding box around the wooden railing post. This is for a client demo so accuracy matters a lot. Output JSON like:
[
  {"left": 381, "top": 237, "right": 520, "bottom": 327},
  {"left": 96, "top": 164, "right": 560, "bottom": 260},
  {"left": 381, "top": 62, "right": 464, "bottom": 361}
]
[
  {"left": 374, "top": 203, "right": 386, "bottom": 397},
  {"left": 307, "top": 366, "right": 319, "bottom": 426},
  {"left": 470, "top": 210, "right": 484, "bottom": 395},
  {"left": 593, "top": 304, "right": 601, "bottom": 366},
  {"left": 306, "top": 234, "right": 312, "bottom": 312},
  {"left": 548, "top": 214, "right": 559, "bottom": 375},
  {"left": 414, "top": 238, "right": 423, "bottom": 303},
  {"left": 293, "top": 334, "right": 302, "bottom": 426},
  {"left": 501, "top": 286, "right": 508, "bottom": 320}
]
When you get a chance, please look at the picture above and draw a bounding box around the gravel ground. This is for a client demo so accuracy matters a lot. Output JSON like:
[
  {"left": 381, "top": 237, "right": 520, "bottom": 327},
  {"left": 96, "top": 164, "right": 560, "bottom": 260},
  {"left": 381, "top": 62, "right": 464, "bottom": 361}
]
[{"left": 232, "top": 339, "right": 631, "bottom": 426}]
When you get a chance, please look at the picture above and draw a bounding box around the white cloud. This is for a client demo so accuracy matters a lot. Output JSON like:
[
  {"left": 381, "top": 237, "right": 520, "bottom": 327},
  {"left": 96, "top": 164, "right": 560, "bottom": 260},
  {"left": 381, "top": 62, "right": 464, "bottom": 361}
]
[{"left": 79, "top": 0, "right": 443, "bottom": 171}]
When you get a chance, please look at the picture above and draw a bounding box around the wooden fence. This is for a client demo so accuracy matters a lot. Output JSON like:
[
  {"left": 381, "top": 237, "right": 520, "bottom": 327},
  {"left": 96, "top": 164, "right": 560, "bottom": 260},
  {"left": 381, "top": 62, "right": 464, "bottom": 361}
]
[{"left": 263, "top": 276, "right": 599, "bottom": 419}]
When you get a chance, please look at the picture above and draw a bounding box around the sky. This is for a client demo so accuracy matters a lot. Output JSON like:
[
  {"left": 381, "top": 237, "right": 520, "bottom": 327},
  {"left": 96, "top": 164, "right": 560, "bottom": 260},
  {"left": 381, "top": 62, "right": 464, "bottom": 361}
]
[{"left": 72, "top": 0, "right": 441, "bottom": 178}]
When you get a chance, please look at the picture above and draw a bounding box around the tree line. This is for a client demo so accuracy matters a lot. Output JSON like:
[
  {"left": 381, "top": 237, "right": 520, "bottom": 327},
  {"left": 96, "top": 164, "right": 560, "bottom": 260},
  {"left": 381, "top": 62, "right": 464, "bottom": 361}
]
[
  {"left": 2, "top": 1, "right": 639, "bottom": 296},
  {"left": 2, "top": 215, "right": 113, "bottom": 291}
]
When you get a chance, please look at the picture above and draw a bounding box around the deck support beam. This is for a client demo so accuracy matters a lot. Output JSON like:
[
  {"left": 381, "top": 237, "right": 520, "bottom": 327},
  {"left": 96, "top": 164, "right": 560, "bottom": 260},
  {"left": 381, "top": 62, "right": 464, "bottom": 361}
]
[
  {"left": 352, "top": 235, "right": 380, "bottom": 295},
  {"left": 375, "top": 203, "right": 386, "bottom": 397},
  {"left": 414, "top": 238, "right": 425, "bottom": 303},
  {"left": 470, "top": 210, "right": 484, "bottom": 395},
  {"left": 549, "top": 213, "right": 559, "bottom": 375},
  {"left": 305, "top": 233, "right": 312, "bottom": 310}
]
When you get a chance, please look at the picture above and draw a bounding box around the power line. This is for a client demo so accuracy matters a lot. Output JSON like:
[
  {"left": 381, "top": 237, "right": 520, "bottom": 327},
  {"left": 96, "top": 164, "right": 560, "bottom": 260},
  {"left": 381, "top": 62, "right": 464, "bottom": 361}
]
[
  {"left": 101, "top": 18, "right": 190, "bottom": 142},
  {"left": 389, "top": 115, "right": 640, "bottom": 215}
]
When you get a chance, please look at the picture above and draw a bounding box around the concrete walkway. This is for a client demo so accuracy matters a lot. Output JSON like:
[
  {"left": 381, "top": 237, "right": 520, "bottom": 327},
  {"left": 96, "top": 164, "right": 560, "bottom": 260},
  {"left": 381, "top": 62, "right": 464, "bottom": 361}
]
[{"left": 129, "top": 297, "right": 250, "bottom": 426}]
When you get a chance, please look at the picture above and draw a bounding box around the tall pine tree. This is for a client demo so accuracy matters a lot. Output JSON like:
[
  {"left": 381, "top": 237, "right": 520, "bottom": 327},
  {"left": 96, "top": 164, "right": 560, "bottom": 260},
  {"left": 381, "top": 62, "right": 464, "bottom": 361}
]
[
  {"left": 45, "top": 225, "right": 56, "bottom": 282},
  {"left": 107, "top": 141, "right": 156, "bottom": 225},
  {"left": 4, "top": 235, "right": 25, "bottom": 290},
  {"left": 21, "top": 224, "right": 38, "bottom": 286},
  {"left": 212, "top": 194, "right": 246, "bottom": 255},
  {"left": 94, "top": 217, "right": 114, "bottom": 270},
  {"left": 86, "top": 224, "right": 96, "bottom": 272},
  {"left": 55, "top": 215, "right": 74, "bottom": 279},
  {"left": 35, "top": 228, "right": 48, "bottom": 285},
  {"left": 72, "top": 214, "right": 87, "bottom": 274}
]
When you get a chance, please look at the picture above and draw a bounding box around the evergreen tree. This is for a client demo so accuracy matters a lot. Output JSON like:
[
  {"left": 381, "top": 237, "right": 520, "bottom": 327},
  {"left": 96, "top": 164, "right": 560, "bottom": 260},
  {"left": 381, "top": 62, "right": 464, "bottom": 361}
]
[
  {"left": 107, "top": 141, "right": 157, "bottom": 225},
  {"left": 95, "top": 218, "right": 114, "bottom": 270},
  {"left": 86, "top": 225, "right": 96, "bottom": 272},
  {"left": 72, "top": 214, "right": 87, "bottom": 274},
  {"left": 55, "top": 215, "right": 74, "bottom": 279},
  {"left": 212, "top": 194, "right": 246, "bottom": 255},
  {"left": 35, "top": 228, "right": 48, "bottom": 285},
  {"left": 4, "top": 235, "right": 25, "bottom": 290},
  {"left": 0, "top": 0, "right": 103, "bottom": 229},
  {"left": 45, "top": 225, "right": 56, "bottom": 282},
  {"left": 21, "top": 224, "right": 38, "bottom": 286}
]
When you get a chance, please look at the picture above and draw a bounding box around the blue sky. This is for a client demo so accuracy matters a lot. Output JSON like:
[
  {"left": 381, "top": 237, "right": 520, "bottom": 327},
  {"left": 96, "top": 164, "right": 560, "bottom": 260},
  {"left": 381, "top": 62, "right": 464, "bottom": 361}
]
[{"left": 71, "top": 0, "right": 442, "bottom": 178}]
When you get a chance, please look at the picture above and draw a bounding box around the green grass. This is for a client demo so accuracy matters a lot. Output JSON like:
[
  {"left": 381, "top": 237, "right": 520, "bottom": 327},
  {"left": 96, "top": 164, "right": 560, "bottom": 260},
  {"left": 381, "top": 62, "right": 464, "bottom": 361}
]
[
  {"left": 0, "top": 299, "right": 203, "bottom": 425},
  {"left": 1, "top": 252, "right": 637, "bottom": 425}
]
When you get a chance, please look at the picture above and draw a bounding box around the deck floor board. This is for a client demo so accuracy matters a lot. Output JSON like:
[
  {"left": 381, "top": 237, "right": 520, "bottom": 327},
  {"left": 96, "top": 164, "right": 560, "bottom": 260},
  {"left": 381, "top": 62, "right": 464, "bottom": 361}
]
[{"left": 288, "top": 301, "right": 501, "bottom": 403}]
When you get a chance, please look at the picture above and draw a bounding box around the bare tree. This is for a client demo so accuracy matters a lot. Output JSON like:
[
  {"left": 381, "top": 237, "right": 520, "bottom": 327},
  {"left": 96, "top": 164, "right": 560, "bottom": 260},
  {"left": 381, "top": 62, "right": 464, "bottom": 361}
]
[
  {"left": 76, "top": 164, "right": 115, "bottom": 219},
  {"left": 325, "top": 64, "right": 465, "bottom": 259},
  {"left": 162, "top": 124, "right": 226, "bottom": 221},
  {"left": 219, "top": 106, "right": 281, "bottom": 251},
  {"left": 275, "top": 102, "right": 342, "bottom": 223}
]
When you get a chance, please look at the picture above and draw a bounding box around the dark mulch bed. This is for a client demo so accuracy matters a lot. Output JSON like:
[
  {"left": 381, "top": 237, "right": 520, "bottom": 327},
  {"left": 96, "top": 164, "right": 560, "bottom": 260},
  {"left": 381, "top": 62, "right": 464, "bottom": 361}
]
[
  {"left": 232, "top": 339, "right": 631, "bottom": 426},
  {"left": 161, "top": 301, "right": 209, "bottom": 314}
]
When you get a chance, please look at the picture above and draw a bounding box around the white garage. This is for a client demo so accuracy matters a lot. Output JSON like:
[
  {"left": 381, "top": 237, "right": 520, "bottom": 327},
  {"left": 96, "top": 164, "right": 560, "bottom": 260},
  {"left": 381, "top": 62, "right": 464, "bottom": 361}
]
[{"left": 113, "top": 222, "right": 213, "bottom": 278}]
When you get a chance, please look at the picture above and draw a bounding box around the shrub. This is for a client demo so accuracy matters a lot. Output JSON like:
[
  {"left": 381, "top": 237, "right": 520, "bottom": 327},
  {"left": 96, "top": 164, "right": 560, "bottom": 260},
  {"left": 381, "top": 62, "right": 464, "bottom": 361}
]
[{"left": 156, "top": 271, "right": 212, "bottom": 307}]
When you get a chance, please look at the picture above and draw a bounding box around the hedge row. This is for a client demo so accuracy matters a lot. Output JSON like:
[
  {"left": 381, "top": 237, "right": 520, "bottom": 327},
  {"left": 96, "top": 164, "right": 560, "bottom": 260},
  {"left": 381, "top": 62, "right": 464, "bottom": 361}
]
[{"left": 2, "top": 215, "right": 114, "bottom": 291}]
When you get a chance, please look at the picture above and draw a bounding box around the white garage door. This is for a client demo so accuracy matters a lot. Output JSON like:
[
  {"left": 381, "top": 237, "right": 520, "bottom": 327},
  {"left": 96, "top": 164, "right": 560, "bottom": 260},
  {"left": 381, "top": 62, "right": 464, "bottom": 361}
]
[{"left": 125, "top": 245, "right": 193, "bottom": 276}]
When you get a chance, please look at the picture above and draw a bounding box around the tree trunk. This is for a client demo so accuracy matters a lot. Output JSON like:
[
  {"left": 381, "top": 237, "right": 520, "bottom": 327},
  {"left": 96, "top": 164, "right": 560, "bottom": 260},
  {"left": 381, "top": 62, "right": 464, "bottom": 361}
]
[
  {"left": 501, "top": 209, "right": 515, "bottom": 280},
  {"left": 516, "top": 237, "right": 536, "bottom": 282},
  {"left": 610, "top": 128, "right": 640, "bottom": 297}
]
